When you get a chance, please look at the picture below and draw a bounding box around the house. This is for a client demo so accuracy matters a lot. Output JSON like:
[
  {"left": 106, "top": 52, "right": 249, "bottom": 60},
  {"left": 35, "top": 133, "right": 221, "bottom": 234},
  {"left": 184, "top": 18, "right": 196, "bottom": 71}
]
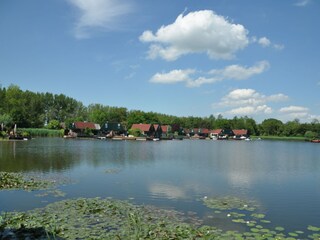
[
  {"left": 209, "top": 129, "right": 234, "bottom": 139},
  {"left": 209, "top": 129, "right": 222, "bottom": 139},
  {"left": 69, "top": 121, "right": 101, "bottom": 137},
  {"left": 154, "top": 124, "right": 172, "bottom": 137},
  {"left": 101, "top": 122, "right": 125, "bottom": 135},
  {"left": 130, "top": 124, "right": 155, "bottom": 137},
  {"left": 232, "top": 129, "right": 249, "bottom": 139},
  {"left": 189, "top": 128, "right": 210, "bottom": 138}
]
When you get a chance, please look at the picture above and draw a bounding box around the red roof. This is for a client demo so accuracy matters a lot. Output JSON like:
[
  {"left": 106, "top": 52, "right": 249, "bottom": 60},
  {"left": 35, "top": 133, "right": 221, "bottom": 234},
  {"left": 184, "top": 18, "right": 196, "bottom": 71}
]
[
  {"left": 161, "top": 125, "right": 170, "bottom": 133},
  {"left": 233, "top": 129, "right": 248, "bottom": 135},
  {"left": 153, "top": 124, "right": 170, "bottom": 132},
  {"left": 131, "top": 124, "right": 152, "bottom": 132},
  {"left": 74, "top": 122, "right": 99, "bottom": 130},
  {"left": 210, "top": 129, "right": 222, "bottom": 134},
  {"left": 202, "top": 128, "right": 209, "bottom": 134}
]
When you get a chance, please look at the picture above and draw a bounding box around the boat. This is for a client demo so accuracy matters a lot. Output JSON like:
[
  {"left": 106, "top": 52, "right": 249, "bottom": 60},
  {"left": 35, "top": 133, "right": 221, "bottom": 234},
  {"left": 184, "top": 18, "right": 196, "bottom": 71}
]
[{"left": 311, "top": 139, "right": 320, "bottom": 143}]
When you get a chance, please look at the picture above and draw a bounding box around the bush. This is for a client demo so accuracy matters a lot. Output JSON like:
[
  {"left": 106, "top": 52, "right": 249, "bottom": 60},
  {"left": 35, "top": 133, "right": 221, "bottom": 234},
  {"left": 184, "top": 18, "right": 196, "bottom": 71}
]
[
  {"left": 128, "top": 128, "right": 142, "bottom": 137},
  {"left": 46, "top": 120, "right": 61, "bottom": 130},
  {"left": 305, "top": 131, "right": 318, "bottom": 140},
  {"left": 18, "top": 128, "right": 64, "bottom": 137}
]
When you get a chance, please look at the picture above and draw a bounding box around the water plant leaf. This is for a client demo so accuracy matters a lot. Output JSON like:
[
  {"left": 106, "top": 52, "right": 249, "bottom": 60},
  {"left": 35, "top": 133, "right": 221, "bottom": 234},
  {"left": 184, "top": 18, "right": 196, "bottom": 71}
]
[
  {"left": 275, "top": 226, "right": 285, "bottom": 231},
  {"left": 307, "top": 225, "right": 320, "bottom": 232}
]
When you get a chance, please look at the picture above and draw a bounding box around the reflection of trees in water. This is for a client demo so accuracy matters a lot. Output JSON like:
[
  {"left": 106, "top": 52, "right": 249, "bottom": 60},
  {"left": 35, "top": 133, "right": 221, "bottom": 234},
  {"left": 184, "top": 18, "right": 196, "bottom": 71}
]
[
  {"left": 0, "top": 140, "right": 80, "bottom": 173},
  {"left": 89, "top": 141, "right": 155, "bottom": 167},
  {"left": 0, "top": 139, "right": 157, "bottom": 173}
]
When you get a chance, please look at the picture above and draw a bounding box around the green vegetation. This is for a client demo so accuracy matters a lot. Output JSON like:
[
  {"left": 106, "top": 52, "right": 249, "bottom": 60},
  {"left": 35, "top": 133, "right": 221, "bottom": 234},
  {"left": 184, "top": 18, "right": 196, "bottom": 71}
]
[
  {"left": 128, "top": 128, "right": 142, "bottom": 137},
  {"left": 1, "top": 196, "right": 320, "bottom": 239},
  {"left": 0, "top": 84, "right": 319, "bottom": 139},
  {"left": 0, "top": 172, "right": 54, "bottom": 191},
  {"left": 19, "top": 128, "right": 64, "bottom": 137},
  {"left": 251, "top": 135, "right": 307, "bottom": 141}
]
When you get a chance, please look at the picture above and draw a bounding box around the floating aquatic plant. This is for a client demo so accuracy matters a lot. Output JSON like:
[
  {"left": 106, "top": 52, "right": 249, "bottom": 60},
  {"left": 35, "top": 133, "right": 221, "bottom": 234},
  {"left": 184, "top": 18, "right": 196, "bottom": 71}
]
[
  {"left": 203, "top": 196, "right": 258, "bottom": 211},
  {"left": 1, "top": 196, "right": 320, "bottom": 239},
  {"left": 0, "top": 172, "right": 54, "bottom": 191}
]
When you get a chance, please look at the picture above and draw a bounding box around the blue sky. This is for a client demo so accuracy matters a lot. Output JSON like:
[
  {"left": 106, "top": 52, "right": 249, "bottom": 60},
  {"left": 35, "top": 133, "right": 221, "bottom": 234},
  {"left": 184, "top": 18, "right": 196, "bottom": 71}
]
[{"left": 0, "top": 0, "right": 319, "bottom": 123}]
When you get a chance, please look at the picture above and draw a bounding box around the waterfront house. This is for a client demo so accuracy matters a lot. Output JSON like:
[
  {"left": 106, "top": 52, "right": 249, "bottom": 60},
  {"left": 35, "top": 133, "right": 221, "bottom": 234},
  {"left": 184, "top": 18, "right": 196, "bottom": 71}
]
[
  {"left": 154, "top": 124, "right": 172, "bottom": 137},
  {"left": 190, "top": 128, "right": 210, "bottom": 138},
  {"left": 101, "top": 122, "right": 125, "bottom": 135},
  {"left": 209, "top": 129, "right": 222, "bottom": 139},
  {"left": 130, "top": 124, "right": 155, "bottom": 137},
  {"left": 232, "top": 129, "right": 249, "bottom": 139},
  {"left": 70, "top": 121, "right": 101, "bottom": 137}
]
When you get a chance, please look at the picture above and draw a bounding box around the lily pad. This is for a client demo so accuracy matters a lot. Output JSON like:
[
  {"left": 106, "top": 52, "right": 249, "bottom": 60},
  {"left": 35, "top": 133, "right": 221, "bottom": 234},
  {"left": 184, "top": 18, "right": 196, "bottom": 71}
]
[
  {"left": 0, "top": 172, "right": 54, "bottom": 191},
  {"left": 203, "top": 196, "right": 258, "bottom": 211},
  {"left": 308, "top": 225, "right": 320, "bottom": 232},
  {"left": 275, "top": 226, "right": 285, "bottom": 231}
]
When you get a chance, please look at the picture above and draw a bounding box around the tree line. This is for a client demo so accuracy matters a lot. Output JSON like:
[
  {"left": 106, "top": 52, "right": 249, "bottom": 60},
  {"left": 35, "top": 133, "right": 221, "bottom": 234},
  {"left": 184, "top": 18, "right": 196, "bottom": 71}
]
[{"left": 0, "top": 85, "right": 319, "bottom": 138}]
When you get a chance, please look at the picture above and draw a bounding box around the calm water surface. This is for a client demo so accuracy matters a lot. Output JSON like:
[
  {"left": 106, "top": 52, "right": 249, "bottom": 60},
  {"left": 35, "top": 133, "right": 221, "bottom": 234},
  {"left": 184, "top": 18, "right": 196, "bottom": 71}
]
[{"left": 1, "top": 138, "right": 320, "bottom": 232}]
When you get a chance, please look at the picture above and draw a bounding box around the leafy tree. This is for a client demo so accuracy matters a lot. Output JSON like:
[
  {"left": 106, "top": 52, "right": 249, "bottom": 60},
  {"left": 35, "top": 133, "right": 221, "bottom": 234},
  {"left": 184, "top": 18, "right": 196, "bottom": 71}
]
[
  {"left": 46, "top": 120, "right": 61, "bottom": 130},
  {"left": 304, "top": 131, "right": 318, "bottom": 139},
  {"left": 0, "top": 113, "right": 13, "bottom": 131},
  {"left": 128, "top": 128, "right": 142, "bottom": 137},
  {"left": 259, "top": 118, "right": 283, "bottom": 136}
]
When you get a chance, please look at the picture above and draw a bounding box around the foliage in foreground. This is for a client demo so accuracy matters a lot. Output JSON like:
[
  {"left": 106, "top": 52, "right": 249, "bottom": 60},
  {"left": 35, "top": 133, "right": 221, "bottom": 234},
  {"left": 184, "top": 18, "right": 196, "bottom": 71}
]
[
  {"left": 1, "top": 197, "right": 320, "bottom": 239},
  {"left": 0, "top": 172, "right": 54, "bottom": 191}
]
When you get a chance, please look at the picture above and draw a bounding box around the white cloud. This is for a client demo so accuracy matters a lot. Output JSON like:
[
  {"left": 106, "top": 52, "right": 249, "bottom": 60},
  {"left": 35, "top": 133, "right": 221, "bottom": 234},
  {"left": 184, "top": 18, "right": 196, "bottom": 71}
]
[
  {"left": 68, "top": 0, "right": 132, "bottom": 39},
  {"left": 150, "top": 69, "right": 195, "bottom": 84},
  {"left": 209, "top": 61, "right": 270, "bottom": 80},
  {"left": 220, "top": 88, "right": 288, "bottom": 107},
  {"left": 227, "top": 105, "right": 273, "bottom": 115},
  {"left": 140, "top": 10, "right": 249, "bottom": 61},
  {"left": 253, "top": 36, "right": 284, "bottom": 50},
  {"left": 258, "top": 37, "right": 271, "bottom": 47},
  {"left": 150, "top": 61, "right": 269, "bottom": 87},
  {"left": 279, "top": 106, "right": 309, "bottom": 113},
  {"left": 294, "top": 0, "right": 310, "bottom": 7},
  {"left": 215, "top": 88, "right": 288, "bottom": 117}
]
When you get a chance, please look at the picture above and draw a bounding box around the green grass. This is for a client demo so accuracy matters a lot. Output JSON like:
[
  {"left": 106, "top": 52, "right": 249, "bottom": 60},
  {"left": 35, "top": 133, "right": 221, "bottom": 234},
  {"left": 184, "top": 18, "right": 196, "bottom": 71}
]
[
  {"left": 18, "top": 128, "right": 64, "bottom": 137},
  {"left": 251, "top": 135, "right": 307, "bottom": 141}
]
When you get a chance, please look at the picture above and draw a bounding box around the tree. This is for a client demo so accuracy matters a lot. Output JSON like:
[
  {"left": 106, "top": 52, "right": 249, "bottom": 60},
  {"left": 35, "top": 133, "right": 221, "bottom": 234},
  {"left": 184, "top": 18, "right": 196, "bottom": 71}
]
[
  {"left": 46, "top": 120, "right": 61, "bottom": 130},
  {"left": 259, "top": 118, "right": 283, "bottom": 136},
  {"left": 0, "top": 113, "right": 13, "bottom": 131},
  {"left": 304, "top": 131, "right": 318, "bottom": 140}
]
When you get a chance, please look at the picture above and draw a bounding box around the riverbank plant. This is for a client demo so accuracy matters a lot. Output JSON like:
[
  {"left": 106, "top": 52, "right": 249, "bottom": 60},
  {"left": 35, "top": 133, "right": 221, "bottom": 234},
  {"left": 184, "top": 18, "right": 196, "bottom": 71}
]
[
  {"left": 1, "top": 196, "right": 320, "bottom": 239},
  {"left": 0, "top": 172, "right": 54, "bottom": 191},
  {"left": 18, "top": 128, "right": 64, "bottom": 137}
]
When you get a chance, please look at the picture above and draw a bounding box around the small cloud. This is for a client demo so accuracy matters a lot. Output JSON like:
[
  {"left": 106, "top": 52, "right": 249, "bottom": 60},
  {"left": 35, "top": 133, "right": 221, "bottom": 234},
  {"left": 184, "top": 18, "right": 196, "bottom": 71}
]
[
  {"left": 273, "top": 44, "right": 285, "bottom": 50},
  {"left": 254, "top": 36, "right": 284, "bottom": 50},
  {"left": 150, "top": 69, "right": 195, "bottom": 84},
  {"left": 140, "top": 10, "right": 249, "bottom": 61},
  {"left": 258, "top": 37, "right": 271, "bottom": 47},
  {"left": 209, "top": 61, "right": 270, "bottom": 80},
  {"left": 279, "top": 105, "right": 309, "bottom": 113},
  {"left": 213, "top": 88, "right": 288, "bottom": 117},
  {"left": 150, "top": 61, "right": 269, "bottom": 88},
  {"left": 67, "top": 0, "right": 133, "bottom": 39},
  {"left": 226, "top": 105, "right": 273, "bottom": 115},
  {"left": 294, "top": 0, "right": 310, "bottom": 7}
]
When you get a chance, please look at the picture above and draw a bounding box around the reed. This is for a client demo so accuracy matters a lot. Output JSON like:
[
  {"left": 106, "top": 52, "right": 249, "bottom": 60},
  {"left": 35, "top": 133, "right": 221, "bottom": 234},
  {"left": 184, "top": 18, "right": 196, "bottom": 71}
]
[{"left": 18, "top": 128, "right": 64, "bottom": 137}]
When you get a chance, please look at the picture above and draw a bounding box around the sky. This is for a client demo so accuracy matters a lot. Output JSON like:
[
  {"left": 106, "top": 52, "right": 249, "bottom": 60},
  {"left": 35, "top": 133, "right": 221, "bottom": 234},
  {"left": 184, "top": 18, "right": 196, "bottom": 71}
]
[{"left": 0, "top": 0, "right": 319, "bottom": 123}]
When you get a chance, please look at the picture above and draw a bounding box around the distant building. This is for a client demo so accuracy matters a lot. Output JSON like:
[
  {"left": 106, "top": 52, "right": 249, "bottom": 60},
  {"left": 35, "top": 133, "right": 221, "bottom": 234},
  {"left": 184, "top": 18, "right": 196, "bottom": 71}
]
[
  {"left": 70, "top": 121, "right": 100, "bottom": 137},
  {"left": 131, "top": 124, "right": 156, "bottom": 137},
  {"left": 232, "top": 129, "right": 249, "bottom": 139},
  {"left": 101, "top": 122, "right": 125, "bottom": 135}
]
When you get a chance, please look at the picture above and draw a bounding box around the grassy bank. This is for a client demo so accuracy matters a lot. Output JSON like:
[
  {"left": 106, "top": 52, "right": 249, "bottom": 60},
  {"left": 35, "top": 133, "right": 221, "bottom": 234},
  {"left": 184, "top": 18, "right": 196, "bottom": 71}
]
[
  {"left": 251, "top": 135, "right": 307, "bottom": 141},
  {"left": 18, "top": 128, "right": 64, "bottom": 137}
]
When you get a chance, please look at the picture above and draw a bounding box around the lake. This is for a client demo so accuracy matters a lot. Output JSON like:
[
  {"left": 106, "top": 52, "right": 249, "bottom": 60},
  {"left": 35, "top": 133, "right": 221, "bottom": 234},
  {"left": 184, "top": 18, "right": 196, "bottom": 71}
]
[{"left": 1, "top": 138, "right": 320, "bottom": 235}]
